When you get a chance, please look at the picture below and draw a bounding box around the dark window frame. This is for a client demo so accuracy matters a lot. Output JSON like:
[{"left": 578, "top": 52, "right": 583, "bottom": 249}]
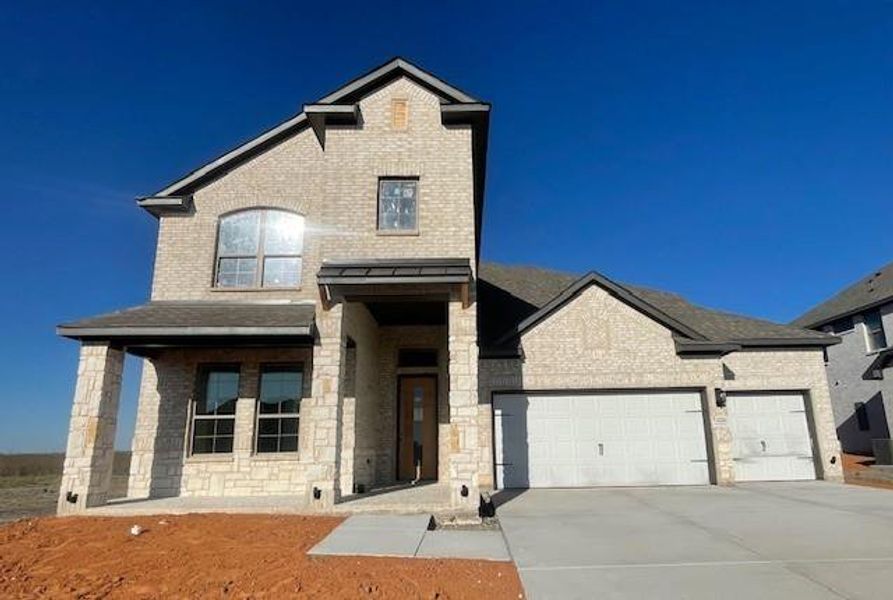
[
  {"left": 376, "top": 177, "right": 419, "bottom": 233},
  {"left": 254, "top": 363, "right": 303, "bottom": 454},
  {"left": 190, "top": 364, "right": 240, "bottom": 455},
  {"left": 214, "top": 208, "right": 304, "bottom": 289}
]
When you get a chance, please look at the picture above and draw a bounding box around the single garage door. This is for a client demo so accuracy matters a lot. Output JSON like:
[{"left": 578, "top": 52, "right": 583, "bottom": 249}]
[
  {"left": 726, "top": 392, "right": 816, "bottom": 482},
  {"left": 493, "top": 391, "right": 710, "bottom": 488}
]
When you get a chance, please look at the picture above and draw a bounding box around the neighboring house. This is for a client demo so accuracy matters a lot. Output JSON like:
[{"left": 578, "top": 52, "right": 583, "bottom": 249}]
[
  {"left": 793, "top": 261, "right": 893, "bottom": 455},
  {"left": 56, "top": 57, "right": 843, "bottom": 516}
]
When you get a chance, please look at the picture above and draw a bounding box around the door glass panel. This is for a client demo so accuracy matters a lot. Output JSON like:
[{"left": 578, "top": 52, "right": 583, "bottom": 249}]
[{"left": 413, "top": 386, "right": 424, "bottom": 467}]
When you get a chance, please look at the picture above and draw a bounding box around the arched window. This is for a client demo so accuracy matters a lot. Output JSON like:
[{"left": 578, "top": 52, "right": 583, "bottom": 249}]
[{"left": 215, "top": 209, "right": 304, "bottom": 288}]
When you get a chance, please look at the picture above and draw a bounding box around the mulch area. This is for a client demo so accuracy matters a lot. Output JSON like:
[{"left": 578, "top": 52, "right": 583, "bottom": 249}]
[
  {"left": 0, "top": 514, "right": 523, "bottom": 599},
  {"left": 842, "top": 452, "right": 893, "bottom": 491}
]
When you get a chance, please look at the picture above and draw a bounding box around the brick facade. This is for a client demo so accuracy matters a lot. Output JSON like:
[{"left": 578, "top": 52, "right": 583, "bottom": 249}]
[
  {"left": 57, "top": 64, "right": 843, "bottom": 515},
  {"left": 477, "top": 285, "right": 843, "bottom": 488}
]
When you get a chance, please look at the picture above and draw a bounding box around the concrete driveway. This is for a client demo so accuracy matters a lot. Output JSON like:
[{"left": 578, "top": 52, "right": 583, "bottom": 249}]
[{"left": 495, "top": 482, "right": 893, "bottom": 599}]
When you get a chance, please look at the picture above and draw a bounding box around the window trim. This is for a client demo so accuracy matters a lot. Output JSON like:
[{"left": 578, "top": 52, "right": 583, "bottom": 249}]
[
  {"left": 213, "top": 208, "right": 305, "bottom": 290},
  {"left": 376, "top": 177, "right": 420, "bottom": 235},
  {"left": 189, "top": 363, "right": 240, "bottom": 457},
  {"left": 862, "top": 310, "right": 888, "bottom": 353},
  {"left": 254, "top": 363, "right": 303, "bottom": 455}
]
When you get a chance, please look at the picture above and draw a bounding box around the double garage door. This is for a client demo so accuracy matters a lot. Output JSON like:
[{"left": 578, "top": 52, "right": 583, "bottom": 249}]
[{"left": 493, "top": 390, "right": 816, "bottom": 488}]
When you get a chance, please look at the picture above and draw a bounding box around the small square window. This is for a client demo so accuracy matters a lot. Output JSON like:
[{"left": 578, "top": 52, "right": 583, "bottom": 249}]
[{"left": 378, "top": 179, "right": 418, "bottom": 231}]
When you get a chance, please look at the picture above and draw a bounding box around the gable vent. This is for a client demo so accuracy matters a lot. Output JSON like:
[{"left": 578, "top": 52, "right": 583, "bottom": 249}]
[{"left": 392, "top": 98, "right": 408, "bottom": 130}]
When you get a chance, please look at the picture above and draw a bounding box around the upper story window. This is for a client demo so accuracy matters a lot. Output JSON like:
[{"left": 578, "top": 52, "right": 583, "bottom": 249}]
[
  {"left": 377, "top": 179, "right": 418, "bottom": 232},
  {"left": 215, "top": 209, "right": 304, "bottom": 288},
  {"left": 863, "top": 309, "right": 887, "bottom": 352}
]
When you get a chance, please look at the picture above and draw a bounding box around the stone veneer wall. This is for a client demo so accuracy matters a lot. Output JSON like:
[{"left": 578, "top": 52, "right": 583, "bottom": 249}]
[
  {"left": 128, "top": 346, "right": 314, "bottom": 499},
  {"left": 447, "top": 298, "right": 480, "bottom": 507},
  {"left": 339, "top": 302, "right": 380, "bottom": 495},
  {"left": 477, "top": 285, "right": 843, "bottom": 489},
  {"left": 58, "top": 343, "right": 124, "bottom": 514}
]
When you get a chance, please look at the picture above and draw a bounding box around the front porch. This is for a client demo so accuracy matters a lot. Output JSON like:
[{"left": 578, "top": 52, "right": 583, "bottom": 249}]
[
  {"left": 56, "top": 259, "right": 482, "bottom": 516},
  {"left": 83, "top": 482, "right": 453, "bottom": 517}
]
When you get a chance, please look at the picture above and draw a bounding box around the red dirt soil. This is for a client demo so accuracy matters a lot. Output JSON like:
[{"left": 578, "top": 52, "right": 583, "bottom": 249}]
[
  {"left": 0, "top": 514, "right": 523, "bottom": 599},
  {"left": 842, "top": 452, "right": 893, "bottom": 491}
]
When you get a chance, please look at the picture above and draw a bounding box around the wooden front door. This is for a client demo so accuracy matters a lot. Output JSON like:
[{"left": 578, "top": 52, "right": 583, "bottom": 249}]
[{"left": 398, "top": 376, "right": 438, "bottom": 481}]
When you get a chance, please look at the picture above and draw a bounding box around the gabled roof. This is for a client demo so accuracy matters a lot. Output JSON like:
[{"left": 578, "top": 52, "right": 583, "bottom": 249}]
[
  {"left": 144, "top": 57, "right": 487, "bottom": 199},
  {"left": 792, "top": 260, "right": 893, "bottom": 329},
  {"left": 139, "top": 56, "right": 491, "bottom": 258},
  {"left": 478, "top": 262, "right": 837, "bottom": 355}
]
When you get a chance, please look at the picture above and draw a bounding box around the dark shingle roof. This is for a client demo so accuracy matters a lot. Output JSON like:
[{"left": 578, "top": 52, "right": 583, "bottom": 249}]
[
  {"left": 478, "top": 262, "right": 834, "bottom": 351},
  {"left": 58, "top": 301, "right": 315, "bottom": 339},
  {"left": 792, "top": 260, "right": 893, "bottom": 329}
]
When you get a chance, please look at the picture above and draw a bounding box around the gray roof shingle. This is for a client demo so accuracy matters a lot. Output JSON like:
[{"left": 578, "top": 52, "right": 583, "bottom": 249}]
[
  {"left": 58, "top": 302, "right": 315, "bottom": 338},
  {"left": 478, "top": 262, "right": 834, "bottom": 351},
  {"left": 792, "top": 260, "right": 893, "bottom": 329}
]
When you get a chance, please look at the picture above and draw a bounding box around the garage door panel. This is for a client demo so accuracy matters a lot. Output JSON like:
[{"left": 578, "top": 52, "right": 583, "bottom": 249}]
[
  {"left": 494, "top": 391, "right": 709, "bottom": 488},
  {"left": 727, "top": 392, "right": 816, "bottom": 482}
]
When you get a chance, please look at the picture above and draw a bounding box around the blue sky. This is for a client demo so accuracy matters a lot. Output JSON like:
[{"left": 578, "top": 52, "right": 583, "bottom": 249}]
[{"left": 1, "top": 1, "right": 891, "bottom": 452}]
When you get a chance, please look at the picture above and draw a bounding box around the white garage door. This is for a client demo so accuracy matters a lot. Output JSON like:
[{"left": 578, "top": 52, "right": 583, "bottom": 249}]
[
  {"left": 726, "top": 392, "right": 816, "bottom": 482},
  {"left": 493, "top": 391, "right": 710, "bottom": 488}
]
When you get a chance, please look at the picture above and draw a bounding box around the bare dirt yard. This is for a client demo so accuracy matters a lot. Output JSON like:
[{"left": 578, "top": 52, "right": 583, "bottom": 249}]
[
  {"left": 842, "top": 452, "right": 893, "bottom": 491},
  {"left": 0, "top": 514, "right": 523, "bottom": 599},
  {"left": 0, "top": 452, "right": 130, "bottom": 524}
]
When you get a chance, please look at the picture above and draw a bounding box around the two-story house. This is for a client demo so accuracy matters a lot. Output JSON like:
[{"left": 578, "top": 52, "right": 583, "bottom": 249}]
[
  {"left": 793, "top": 261, "right": 893, "bottom": 455},
  {"left": 57, "top": 58, "right": 844, "bottom": 516}
]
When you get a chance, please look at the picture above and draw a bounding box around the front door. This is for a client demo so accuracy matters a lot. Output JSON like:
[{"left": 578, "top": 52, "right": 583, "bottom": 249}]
[{"left": 398, "top": 376, "right": 438, "bottom": 481}]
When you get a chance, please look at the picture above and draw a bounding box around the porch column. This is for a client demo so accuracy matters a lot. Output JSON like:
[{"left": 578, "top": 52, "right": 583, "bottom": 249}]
[
  {"left": 304, "top": 303, "right": 346, "bottom": 508},
  {"left": 57, "top": 342, "right": 124, "bottom": 514},
  {"left": 447, "top": 297, "right": 480, "bottom": 509}
]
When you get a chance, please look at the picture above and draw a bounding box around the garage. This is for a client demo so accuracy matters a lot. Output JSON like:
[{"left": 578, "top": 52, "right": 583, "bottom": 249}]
[
  {"left": 726, "top": 392, "right": 816, "bottom": 481},
  {"left": 493, "top": 391, "right": 710, "bottom": 488}
]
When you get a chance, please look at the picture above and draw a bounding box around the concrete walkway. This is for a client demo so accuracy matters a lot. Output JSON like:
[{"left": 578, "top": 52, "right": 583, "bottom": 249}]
[
  {"left": 309, "top": 514, "right": 510, "bottom": 561},
  {"left": 496, "top": 482, "right": 893, "bottom": 599}
]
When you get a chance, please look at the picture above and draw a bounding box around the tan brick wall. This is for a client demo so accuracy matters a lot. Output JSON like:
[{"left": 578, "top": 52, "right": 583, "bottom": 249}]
[
  {"left": 477, "top": 285, "right": 842, "bottom": 488},
  {"left": 151, "top": 76, "right": 475, "bottom": 302}
]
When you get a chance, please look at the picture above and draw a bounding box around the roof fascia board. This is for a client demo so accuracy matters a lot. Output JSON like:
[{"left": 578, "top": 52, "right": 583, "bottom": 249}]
[
  {"left": 152, "top": 112, "right": 309, "bottom": 198},
  {"left": 494, "top": 272, "right": 708, "bottom": 347},
  {"left": 318, "top": 276, "right": 469, "bottom": 285},
  {"left": 58, "top": 325, "right": 313, "bottom": 339},
  {"left": 316, "top": 58, "right": 478, "bottom": 104},
  {"left": 732, "top": 336, "right": 841, "bottom": 348},
  {"left": 674, "top": 339, "right": 742, "bottom": 355},
  {"left": 136, "top": 195, "right": 193, "bottom": 217}
]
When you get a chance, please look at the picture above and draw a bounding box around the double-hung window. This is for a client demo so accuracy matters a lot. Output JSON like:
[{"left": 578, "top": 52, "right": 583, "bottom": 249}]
[
  {"left": 191, "top": 366, "right": 239, "bottom": 454},
  {"left": 864, "top": 310, "right": 887, "bottom": 352},
  {"left": 256, "top": 365, "right": 303, "bottom": 453},
  {"left": 215, "top": 209, "right": 304, "bottom": 288}
]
